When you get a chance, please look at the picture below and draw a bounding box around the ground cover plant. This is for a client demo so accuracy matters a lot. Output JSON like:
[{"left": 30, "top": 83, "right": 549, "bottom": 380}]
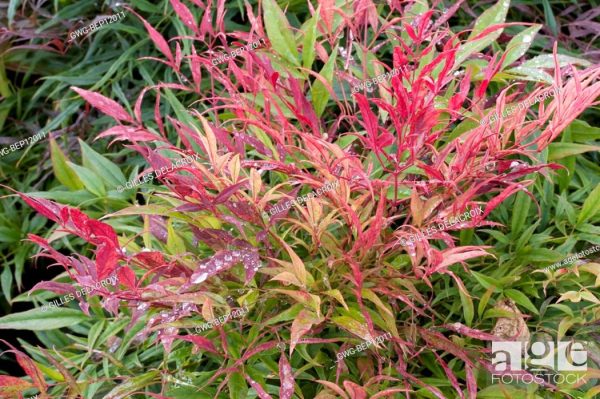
[{"left": 1, "top": 0, "right": 600, "bottom": 398}]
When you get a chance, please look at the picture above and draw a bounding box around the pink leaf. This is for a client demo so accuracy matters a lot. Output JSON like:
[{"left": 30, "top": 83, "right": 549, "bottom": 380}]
[
  {"left": 129, "top": 9, "right": 174, "bottom": 63},
  {"left": 290, "top": 309, "right": 320, "bottom": 354},
  {"left": 29, "top": 281, "right": 77, "bottom": 296},
  {"left": 96, "top": 126, "right": 162, "bottom": 143},
  {"left": 71, "top": 87, "right": 133, "bottom": 123},
  {"left": 244, "top": 376, "right": 273, "bottom": 399},
  {"left": 175, "top": 335, "right": 219, "bottom": 354},
  {"left": 441, "top": 322, "right": 498, "bottom": 341},
  {"left": 431, "top": 247, "right": 491, "bottom": 275},
  {"left": 241, "top": 341, "right": 279, "bottom": 361},
  {"left": 279, "top": 353, "right": 294, "bottom": 399},
  {"left": 343, "top": 381, "right": 368, "bottom": 399},
  {"left": 190, "top": 249, "right": 261, "bottom": 284},
  {"left": 466, "top": 365, "right": 477, "bottom": 399},
  {"left": 315, "top": 380, "right": 349, "bottom": 399},
  {"left": 432, "top": 352, "right": 464, "bottom": 399},
  {"left": 169, "top": 0, "right": 198, "bottom": 33}
]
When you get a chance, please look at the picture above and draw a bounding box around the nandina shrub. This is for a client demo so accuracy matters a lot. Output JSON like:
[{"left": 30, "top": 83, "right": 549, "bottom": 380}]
[{"left": 4, "top": 0, "right": 600, "bottom": 397}]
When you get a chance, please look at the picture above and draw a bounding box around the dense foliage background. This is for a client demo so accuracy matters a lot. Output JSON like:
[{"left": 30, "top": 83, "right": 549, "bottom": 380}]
[{"left": 0, "top": 0, "right": 599, "bottom": 398}]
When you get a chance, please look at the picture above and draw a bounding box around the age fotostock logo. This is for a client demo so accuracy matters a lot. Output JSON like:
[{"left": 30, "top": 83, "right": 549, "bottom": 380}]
[{"left": 492, "top": 340, "right": 588, "bottom": 385}]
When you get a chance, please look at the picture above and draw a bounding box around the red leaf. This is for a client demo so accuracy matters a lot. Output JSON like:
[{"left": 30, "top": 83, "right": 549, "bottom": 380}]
[
  {"left": 214, "top": 180, "right": 249, "bottom": 204},
  {"left": 132, "top": 251, "right": 167, "bottom": 269},
  {"left": 71, "top": 87, "right": 133, "bottom": 123},
  {"left": 27, "top": 234, "right": 74, "bottom": 271},
  {"left": 95, "top": 243, "right": 120, "bottom": 280},
  {"left": 0, "top": 376, "right": 33, "bottom": 395},
  {"left": 18, "top": 194, "right": 63, "bottom": 223},
  {"left": 0, "top": 340, "right": 47, "bottom": 394},
  {"left": 279, "top": 353, "right": 294, "bottom": 399},
  {"left": 22, "top": 196, "right": 123, "bottom": 282},
  {"left": 117, "top": 267, "right": 136, "bottom": 290}
]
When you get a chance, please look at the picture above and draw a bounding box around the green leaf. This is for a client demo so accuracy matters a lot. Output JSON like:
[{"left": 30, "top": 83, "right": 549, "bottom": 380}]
[
  {"left": 385, "top": 184, "right": 412, "bottom": 200},
  {"left": 510, "top": 191, "right": 531, "bottom": 236},
  {"left": 310, "top": 48, "right": 337, "bottom": 117},
  {"left": 469, "top": 0, "right": 510, "bottom": 39},
  {"left": 501, "top": 25, "right": 542, "bottom": 69},
  {"left": 519, "top": 54, "right": 591, "bottom": 69},
  {"left": 265, "top": 303, "right": 304, "bottom": 325},
  {"left": 504, "top": 289, "right": 539, "bottom": 315},
  {"left": 0, "top": 307, "right": 87, "bottom": 330},
  {"left": 541, "top": 0, "right": 558, "bottom": 37},
  {"left": 503, "top": 66, "right": 554, "bottom": 83},
  {"left": 472, "top": 271, "right": 503, "bottom": 290},
  {"left": 332, "top": 315, "right": 373, "bottom": 341},
  {"left": 8, "top": 0, "right": 20, "bottom": 25},
  {"left": 569, "top": 119, "right": 600, "bottom": 142},
  {"left": 478, "top": 285, "right": 496, "bottom": 318},
  {"left": 104, "top": 370, "right": 160, "bottom": 399},
  {"left": 79, "top": 139, "right": 126, "bottom": 188},
  {"left": 556, "top": 125, "right": 575, "bottom": 192},
  {"left": 557, "top": 316, "right": 580, "bottom": 341},
  {"left": 514, "top": 223, "right": 539, "bottom": 252},
  {"left": 227, "top": 372, "right": 248, "bottom": 399},
  {"left": 457, "top": 282, "right": 474, "bottom": 326},
  {"left": 0, "top": 226, "right": 20, "bottom": 243},
  {"left": 578, "top": 184, "right": 600, "bottom": 225},
  {"left": 477, "top": 385, "right": 528, "bottom": 398},
  {"left": 518, "top": 248, "right": 563, "bottom": 264},
  {"left": 167, "top": 219, "right": 186, "bottom": 254},
  {"left": 548, "top": 143, "right": 600, "bottom": 161},
  {"left": 262, "top": 0, "right": 299, "bottom": 66},
  {"left": 67, "top": 162, "right": 106, "bottom": 197},
  {"left": 50, "top": 139, "right": 84, "bottom": 190},
  {"left": 455, "top": 0, "right": 509, "bottom": 65},
  {"left": 547, "top": 303, "right": 574, "bottom": 318},
  {"left": 1, "top": 266, "right": 13, "bottom": 303},
  {"left": 302, "top": 10, "right": 318, "bottom": 70}
]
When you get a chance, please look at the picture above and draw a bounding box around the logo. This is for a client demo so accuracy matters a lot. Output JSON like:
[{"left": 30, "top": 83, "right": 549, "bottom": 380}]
[{"left": 491, "top": 339, "right": 588, "bottom": 385}]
